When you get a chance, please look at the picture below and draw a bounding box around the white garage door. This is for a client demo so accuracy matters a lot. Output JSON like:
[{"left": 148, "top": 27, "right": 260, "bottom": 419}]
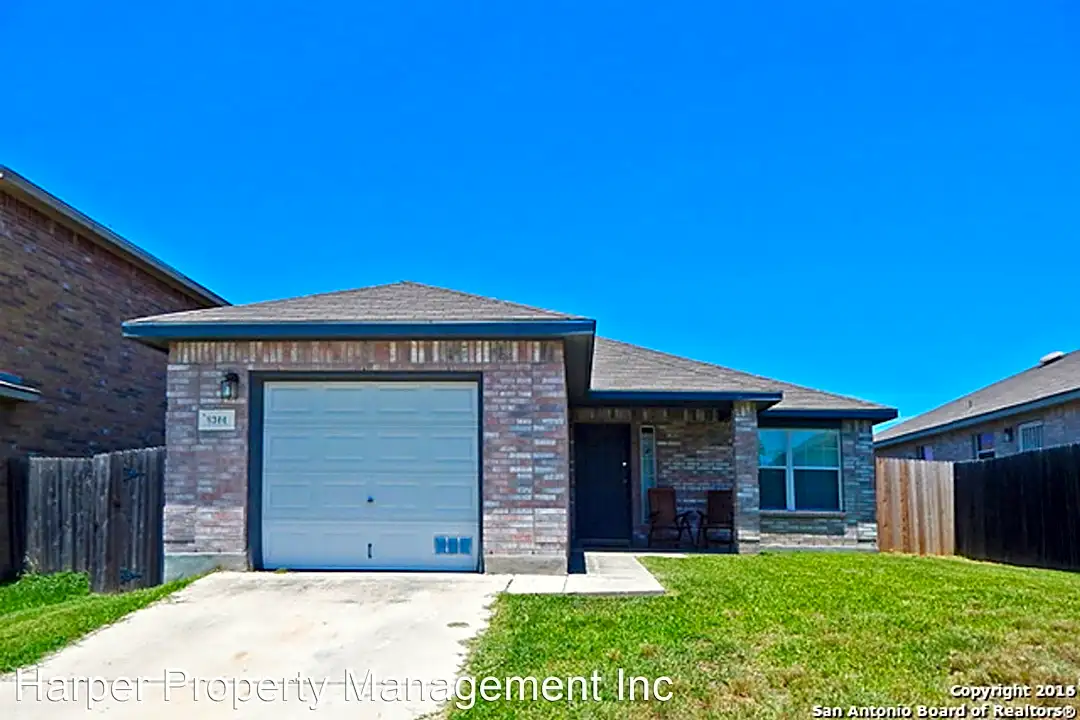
[{"left": 261, "top": 380, "right": 480, "bottom": 571}]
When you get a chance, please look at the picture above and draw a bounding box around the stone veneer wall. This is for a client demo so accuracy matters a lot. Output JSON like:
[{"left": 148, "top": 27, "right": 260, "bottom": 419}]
[{"left": 164, "top": 339, "right": 570, "bottom": 578}]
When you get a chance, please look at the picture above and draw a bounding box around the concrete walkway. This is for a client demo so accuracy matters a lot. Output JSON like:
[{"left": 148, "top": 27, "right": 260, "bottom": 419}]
[
  {"left": 0, "top": 554, "right": 663, "bottom": 718},
  {"left": 504, "top": 552, "right": 665, "bottom": 596}
]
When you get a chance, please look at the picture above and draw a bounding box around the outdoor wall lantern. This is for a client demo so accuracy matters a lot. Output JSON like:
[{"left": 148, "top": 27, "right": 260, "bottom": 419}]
[
  {"left": 220, "top": 372, "right": 240, "bottom": 400},
  {"left": 1003, "top": 427, "right": 1015, "bottom": 443}
]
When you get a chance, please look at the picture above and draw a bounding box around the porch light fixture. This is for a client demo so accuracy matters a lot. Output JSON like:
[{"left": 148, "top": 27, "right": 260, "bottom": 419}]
[{"left": 220, "top": 372, "right": 240, "bottom": 400}]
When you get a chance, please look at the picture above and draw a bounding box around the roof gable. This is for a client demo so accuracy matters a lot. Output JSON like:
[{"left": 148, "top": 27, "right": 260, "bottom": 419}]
[
  {"left": 875, "top": 351, "right": 1080, "bottom": 445},
  {"left": 126, "top": 281, "right": 581, "bottom": 325}
]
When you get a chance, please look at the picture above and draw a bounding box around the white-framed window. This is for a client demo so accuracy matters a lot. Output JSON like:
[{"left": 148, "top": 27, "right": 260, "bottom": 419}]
[
  {"left": 916, "top": 445, "right": 934, "bottom": 460},
  {"left": 1018, "top": 421, "right": 1044, "bottom": 452},
  {"left": 758, "top": 428, "right": 842, "bottom": 511},
  {"left": 972, "top": 432, "right": 995, "bottom": 460},
  {"left": 640, "top": 425, "right": 657, "bottom": 523}
]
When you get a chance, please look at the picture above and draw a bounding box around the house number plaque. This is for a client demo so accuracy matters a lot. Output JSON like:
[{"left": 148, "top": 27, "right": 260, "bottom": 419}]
[{"left": 198, "top": 409, "right": 236, "bottom": 431}]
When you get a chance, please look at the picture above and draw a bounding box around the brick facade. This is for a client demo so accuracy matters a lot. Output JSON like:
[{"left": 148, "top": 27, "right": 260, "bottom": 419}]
[
  {"left": 876, "top": 400, "right": 1080, "bottom": 462},
  {"left": 0, "top": 188, "right": 213, "bottom": 577},
  {"left": 163, "top": 339, "right": 570, "bottom": 577},
  {"left": 570, "top": 407, "right": 878, "bottom": 551},
  {"left": 732, "top": 402, "right": 761, "bottom": 552},
  {"left": 760, "top": 419, "right": 876, "bottom": 548}
]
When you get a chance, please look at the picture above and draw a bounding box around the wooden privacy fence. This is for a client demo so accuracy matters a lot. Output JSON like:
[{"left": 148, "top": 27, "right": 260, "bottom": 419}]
[
  {"left": 8, "top": 447, "right": 165, "bottom": 592},
  {"left": 955, "top": 443, "right": 1080, "bottom": 571},
  {"left": 876, "top": 457, "right": 955, "bottom": 555}
]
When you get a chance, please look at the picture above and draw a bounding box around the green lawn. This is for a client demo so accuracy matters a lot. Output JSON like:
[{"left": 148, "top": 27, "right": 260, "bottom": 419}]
[
  {"left": 0, "top": 572, "right": 196, "bottom": 673},
  {"left": 452, "top": 553, "right": 1080, "bottom": 718}
]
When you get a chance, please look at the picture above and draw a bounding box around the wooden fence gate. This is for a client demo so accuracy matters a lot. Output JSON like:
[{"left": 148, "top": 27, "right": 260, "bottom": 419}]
[
  {"left": 9, "top": 447, "right": 165, "bottom": 592},
  {"left": 875, "top": 457, "right": 955, "bottom": 555}
]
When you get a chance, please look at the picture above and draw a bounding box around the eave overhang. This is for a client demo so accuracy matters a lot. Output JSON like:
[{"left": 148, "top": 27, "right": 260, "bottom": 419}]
[
  {"left": 873, "top": 388, "right": 1080, "bottom": 448},
  {"left": 579, "top": 390, "right": 782, "bottom": 409},
  {"left": 122, "top": 318, "right": 598, "bottom": 400},
  {"left": 764, "top": 407, "right": 899, "bottom": 423}
]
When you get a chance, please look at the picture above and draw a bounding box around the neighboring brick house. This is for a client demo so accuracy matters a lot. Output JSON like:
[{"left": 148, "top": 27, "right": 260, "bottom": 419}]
[
  {"left": 0, "top": 165, "right": 226, "bottom": 577},
  {"left": 122, "top": 281, "right": 896, "bottom": 579},
  {"left": 875, "top": 351, "right": 1080, "bottom": 462}
]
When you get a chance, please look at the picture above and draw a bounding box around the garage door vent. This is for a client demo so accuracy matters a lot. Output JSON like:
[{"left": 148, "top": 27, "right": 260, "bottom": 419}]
[{"left": 434, "top": 536, "right": 473, "bottom": 555}]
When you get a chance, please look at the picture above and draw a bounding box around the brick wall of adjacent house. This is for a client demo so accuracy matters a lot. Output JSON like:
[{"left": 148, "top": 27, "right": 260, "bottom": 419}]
[
  {"left": 875, "top": 400, "right": 1080, "bottom": 462},
  {"left": 0, "top": 188, "right": 213, "bottom": 577},
  {"left": 164, "top": 339, "right": 570, "bottom": 572},
  {"left": 569, "top": 409, "right": 877, "bottom": 550}
]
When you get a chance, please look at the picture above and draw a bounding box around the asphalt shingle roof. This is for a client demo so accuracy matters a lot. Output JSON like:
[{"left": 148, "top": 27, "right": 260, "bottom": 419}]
[
  {"left": 591, "top": 337, "right": 890, "bottom": 413},
  {"left": 875, "top": 351, "right": 1080, "bottom": 443},
  {"left": 128, "top": 281, "right": 891, "bottom": 414},
  {"left": 126, "top": 281, "right": 581, "bottom": 324}
]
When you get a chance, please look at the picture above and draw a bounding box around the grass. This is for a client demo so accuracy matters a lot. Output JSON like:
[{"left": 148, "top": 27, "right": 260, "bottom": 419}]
[
  {"left": 0, "top": 572, "right": 197, "bottom": 673},
  {"left": 451, "top": 553, "right": 1080, "bottom": 718}
]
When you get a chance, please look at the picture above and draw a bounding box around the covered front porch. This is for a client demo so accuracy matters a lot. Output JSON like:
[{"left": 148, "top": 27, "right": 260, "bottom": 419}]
[
  {"left": 568, "top": 402, "right": 760, "bottom": 552},
  {"left": 568, "top": 402, "right": 879, "bottom": 553}
]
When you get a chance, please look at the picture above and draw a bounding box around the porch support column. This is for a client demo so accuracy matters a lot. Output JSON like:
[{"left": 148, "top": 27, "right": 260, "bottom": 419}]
[{"left": 732, "top": 401, "right": 761, "bottom": 554}]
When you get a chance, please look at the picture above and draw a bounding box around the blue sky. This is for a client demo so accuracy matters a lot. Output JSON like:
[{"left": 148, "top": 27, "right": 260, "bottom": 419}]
[{"left": 3, "top": 2, "right": 1078, "bottom": 425}]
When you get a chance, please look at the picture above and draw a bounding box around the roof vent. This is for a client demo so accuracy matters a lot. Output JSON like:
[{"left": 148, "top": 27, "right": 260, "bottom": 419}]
[{"left": 1039, "top": 351, "right": 1066, "bottom": 367}]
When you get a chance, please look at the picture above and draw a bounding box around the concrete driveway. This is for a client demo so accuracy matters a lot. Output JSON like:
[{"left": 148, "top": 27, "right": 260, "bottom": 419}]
[{"left": 1, "top": 572, "right": 512, "bottom": 719}]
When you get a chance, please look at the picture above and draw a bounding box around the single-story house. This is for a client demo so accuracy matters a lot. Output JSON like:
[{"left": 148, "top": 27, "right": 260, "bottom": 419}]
[
  {"left": 875, "top": 350, "right": 1080, "bottom": 461},
  {"left": 122, "top": 282, "right": 897, "bottom": 578}
]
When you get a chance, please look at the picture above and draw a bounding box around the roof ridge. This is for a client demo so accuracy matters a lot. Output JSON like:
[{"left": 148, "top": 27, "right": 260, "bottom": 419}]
[
  {"left": 599, "top": 336, "right": 880, "bottom": 406},
  {"left": 191, "top": 281, "right": 407, "bottom": 311},
  {"left": 877, "top": 349, "right": 1080, "bottom": 439},
  {"left": 398, "top": 281, "right": 575, "bottom": 318},
  {"left": 209, "top": 281, "right": 574, "bottom": 318}
]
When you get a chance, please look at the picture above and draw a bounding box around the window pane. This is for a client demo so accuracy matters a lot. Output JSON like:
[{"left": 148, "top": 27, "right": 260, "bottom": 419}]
[
  {"left": 793, "top": 469, "right": 840, "bottom": 510},
  {"left": 759, "top": 468, "right": 787, "bottom": 510},
  {"left": 758, "top": 430, "right": 787, "bottom": 467},
  {"left": 791, "top": 429, "right": 839, "bottom": 468},
  {"left": 640, "top": 427, "right": 657, "bottom": 523},
  {"left": 1020, "top": 423, "right": 1043, "bottom": 451}
]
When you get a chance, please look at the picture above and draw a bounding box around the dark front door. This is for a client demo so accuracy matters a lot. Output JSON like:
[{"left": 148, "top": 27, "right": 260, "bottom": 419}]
[{"left": 573, "top": 423, "right": 632, "bottom": 545}]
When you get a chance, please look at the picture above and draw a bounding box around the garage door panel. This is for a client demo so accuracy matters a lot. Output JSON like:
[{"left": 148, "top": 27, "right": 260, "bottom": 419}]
[
  {"left": 265, "top": 476, "right": 364, "bottom": 516},
  {"left": 367, "top": 524, "right": 477, "bottom": 571},
  {"left": 264, "top": 434, "right": 320, "bottom": 463},
  {"left": 261, "top": 380, "right": 480, "bottom": 571},
  {"left": 262, "top": 521, "right": 478, "bottom": 571},
  {"left": 428, "top": 433, "right": 478, "bottom": 462},
  {"left": 320, "top": 434, "right": 369, "bottom": 462},
  {"left": 265, "top": 386, "right": 319, "bottom": 416},
  {"left": 264, "top": 481, "right": 315, "bottom": 511},
  {"left": 428, "top": 385, "right": 478, "bottom": 413},
  {"left": 372, "top": 384, "right": 428, "bottom": 414},
  {"left": 367, "top": 473, "right": 477, "bottom": 519},
  {"left": 322, "top": 385, "right": 372, "bottom": 415},
  {"left": 262, "top": 524, "right": 368, "bottom": 569}
]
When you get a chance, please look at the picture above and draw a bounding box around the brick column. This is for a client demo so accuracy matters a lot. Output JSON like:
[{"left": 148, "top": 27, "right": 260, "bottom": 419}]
[{"left": 732, "top": 401, "right": 760, "bottom": 554}]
